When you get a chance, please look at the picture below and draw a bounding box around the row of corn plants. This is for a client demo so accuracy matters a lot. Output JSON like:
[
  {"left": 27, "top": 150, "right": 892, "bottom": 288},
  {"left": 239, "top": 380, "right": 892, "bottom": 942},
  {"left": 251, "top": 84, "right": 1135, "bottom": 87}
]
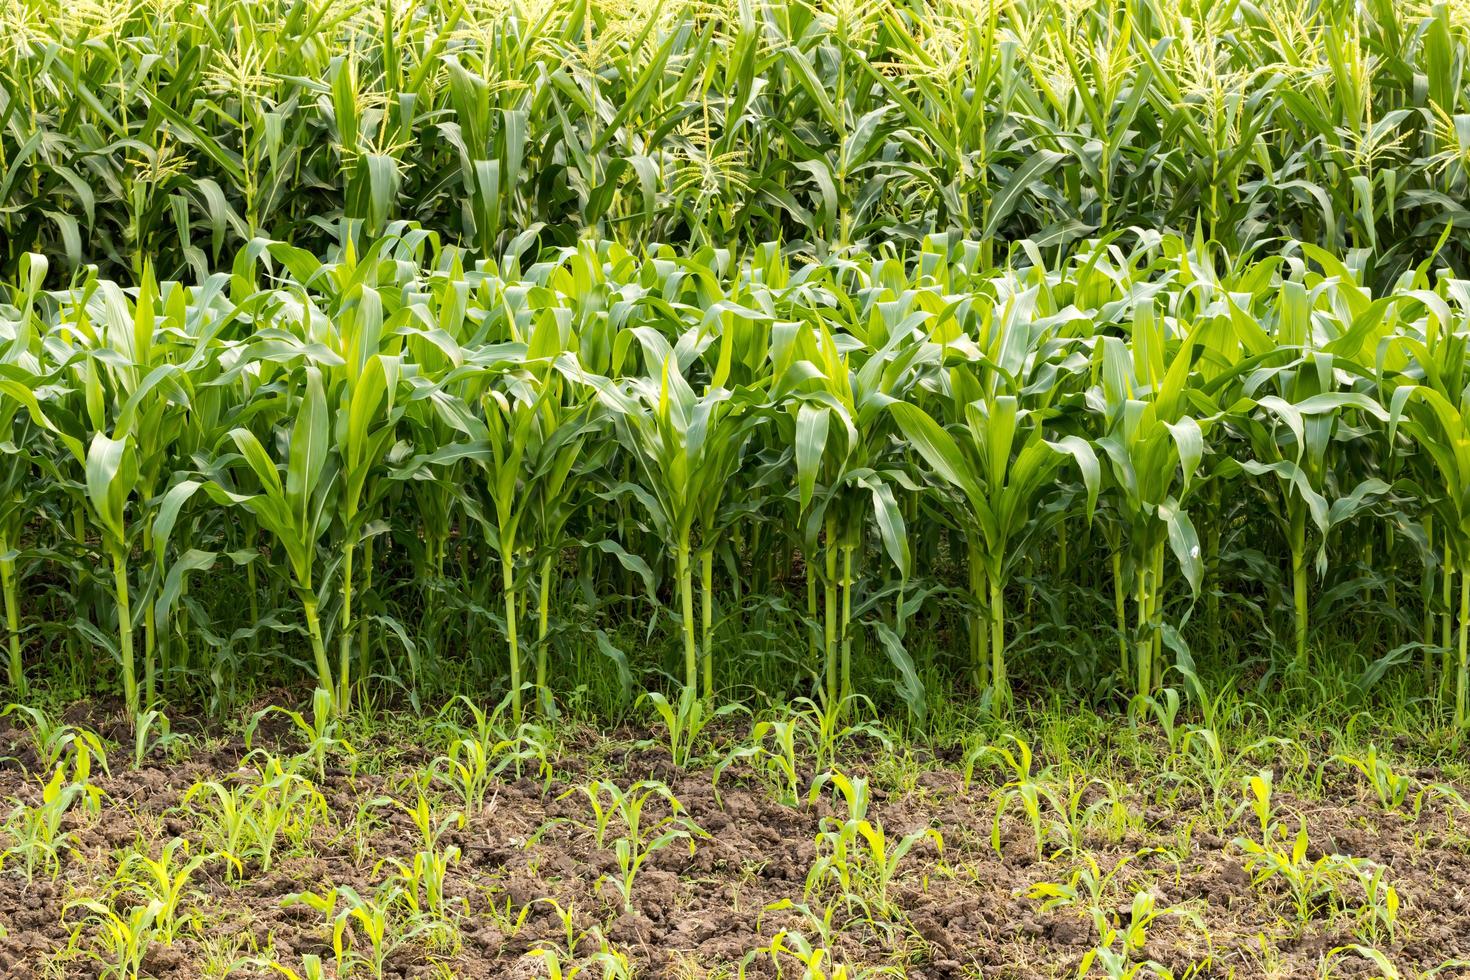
[
  {"left": 5, "top": 0, "right": 1470, "bottom": 280},
  {"left": 4, "top": 227, "right": 1470, "bottom": 726}
]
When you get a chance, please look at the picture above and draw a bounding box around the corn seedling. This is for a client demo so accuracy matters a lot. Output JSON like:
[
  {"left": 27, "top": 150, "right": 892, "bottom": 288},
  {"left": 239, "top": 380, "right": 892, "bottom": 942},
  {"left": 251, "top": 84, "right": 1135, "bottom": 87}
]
[
  {"left": 433, "top": 695, "right": 555, "bottom": 791},
  {"left": 1232, "top": 814, "right": 1374, "bottom": 933},
  {"left": 526, "top": 902, "right": 635, "bottom": 980},
  {"left": 1078, "top": 890, "right": 1208, "bottom": 979},
  {"left": 1331, "top": 745, "right": 1415, "bottom": 812},
  {"left": 372, "top": 793, "right": 467, "bottom": 923},
  {"left": 640, "top": 686, "right": 743, "bottom": 769},
  {"left": 564, "top": 779, "right": 705, "bottom": 910},
  {"left": 232, "top": 955, "right": 329, "bottom": 980},
  {"left": 131, "top": 708, "right": 183, "bottom": 769},
  {"left": 528, "top": 944, "right": 636, "bottom": 980},
  {"left": 966, "top": 735, "right": 1060, "bottom": 857},
  {"left": 745, "top": 929, "right": 904, "bottom": 980},
  {"left": 2, "top": 703, "right": 109, "bottom": 776},
  {"left": 63, "top": 897, "right": 163, "bottom": 980},
  {"left": 1025, "top": 849, "right": 1168, "bottom": 916},
  {"left": 1352, "top": 864, "right": 1401, "bottom": 945},
  {"left": 0, "top": 763, "right": 100, "bottom": 879},
  {"left": 246, "top": 689, "right": 358, "bottom": 782},
  {"left": 715, "top": 716, "right": 807, "bottom": 807},
  {"left": 113, "top": 837, "right": 210, "bottom": 944},
  {"left": 805, "top": 771, "right": 943, "bottom": 921},
  {"left": 181, "top": 755, "right": 328, "bottom": 879}
]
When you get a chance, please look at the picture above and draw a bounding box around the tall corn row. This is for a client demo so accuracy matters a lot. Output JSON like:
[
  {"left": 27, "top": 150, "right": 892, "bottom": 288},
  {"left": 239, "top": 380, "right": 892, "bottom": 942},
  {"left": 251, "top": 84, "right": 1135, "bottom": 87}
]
[{"left": 0, "top": 227, "right": 1468, "bottom": 728}]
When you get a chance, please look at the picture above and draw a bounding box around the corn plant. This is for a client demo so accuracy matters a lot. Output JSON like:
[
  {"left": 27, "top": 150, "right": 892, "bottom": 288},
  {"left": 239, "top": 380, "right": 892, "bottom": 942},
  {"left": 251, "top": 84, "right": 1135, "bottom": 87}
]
[
  {"left": 245, "top": 687, "right": 357, "bottom": 780},
  {"left": 181, "top": 754, "right": 329, "bottom": 879},
  {"left": 779, "top": 307, "right": 917, "bottom": 706},
  {"left": 586, "top": 336, "right": 762, "bottom": 699},
  {"left": 6, "top": 225, "right": 1470, "bottom": 730},
  {"left": 130, "top": 708, "right": 183, "bottom": 769},
  {"left": 113, "top": 838, "right": 210, "bottom": 944},
  {"left": 804, "top": 771, "right": 943, "bottom": 920},
  {"left": 1232, "top": 808, "right": 1373, "bottom": 933},
  {"left": 1092, "top": 307, "right": 1212, "bottom": 695},
  {"left": 1396, "top": 377, "right": 1470, "bottom": 726},
  {"left": 405, "top": 324, "right": 594, "bottom": 721},
  {"left": 12, "top": 0, "right": 1470, "bottom": 275},
  {"left": 0, "top": 763, "right": 98, "bottom": 880},
  {"left": 64, "top": 897, "right": 163, "bottom": 980},
  {"left": 1, "top": 702, "right": 109, "bottom": 776},
  {"left": 0, "top": 253, "right": 51, "bottom": 693},
  {"left": 892, "top": 361, "right": 1098, "bottom": 702},
  {"left": 564, "top": 779, "right": 705, "bottom": 910},
  {"left": 1235, "top": 341, "right": 1390, "bottom": 668},
  {"left": 1331, "top": 745, "right": 1415, "bottom": 812},
  {"left": 747, "top": 928, "right": 905, "bottom": 980},
  {"left": 204, "top": 365, "right": 341, "bottom": 706},
  {"left": 1077, "top": 890, "right": 1208, "bottom": 980},
  {"left": 639, "top": 688, "right": 743, "bottom": 769}
]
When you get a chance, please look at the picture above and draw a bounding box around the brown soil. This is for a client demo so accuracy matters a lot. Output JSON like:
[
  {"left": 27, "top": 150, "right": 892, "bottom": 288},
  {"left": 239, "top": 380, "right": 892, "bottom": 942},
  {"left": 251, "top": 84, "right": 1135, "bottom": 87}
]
[{"left": 0, "top": 707, "right": 1466, "bottom": 979}]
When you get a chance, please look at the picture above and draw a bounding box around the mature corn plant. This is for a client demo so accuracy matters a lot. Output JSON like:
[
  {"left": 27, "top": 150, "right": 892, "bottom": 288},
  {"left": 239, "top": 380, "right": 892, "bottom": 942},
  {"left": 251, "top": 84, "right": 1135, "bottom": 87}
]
[
  {"left": 12, "top": 0, "right": 1470, "bottom": 281},
  {"left": 891, "top": 285, "right": 1099, "bottom": 705},
  {"left": 405, "top": 309, "right": 598, "bottom": 722},
  {"left": 777, "top": 281, "right": 921, "bottom": 708},
  {"left": 206, "top": 362, "right": 340, "bottom": 704},
  {"left": 266, "top": 239, "right": 408, "bottom": 712},
  {"left": 1386, "top": 283, "right": 1470, "bottom": 729},
  {"left": 1091, "top": 297, "right": 1213, "bottom": 696},
  {"left": 0, "top": 254, "right": 53, "bottom": 694},
  {"left": 589, "top": 320, "right": 764, "bottom": 700},
  {"left": 1396, "top": 383, "right": 1470, "bottom": 728},
  {"left": 1233, "top": 320, "right": 1393, "bottom": 668},
  {"left": 52, "top": 269, "right": 200, "bottom": 721}
]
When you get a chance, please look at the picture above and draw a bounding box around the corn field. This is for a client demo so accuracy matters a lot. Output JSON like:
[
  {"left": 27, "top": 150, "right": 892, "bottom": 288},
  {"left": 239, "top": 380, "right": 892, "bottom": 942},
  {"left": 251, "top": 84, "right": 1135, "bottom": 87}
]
[
  {"left": 0, "top": 227, "right": 1467, "bottom": 728},
  {"left": 6, "top": 0, "right": 1470, "bottom": 279},
  {"left": 5, "top": 0, "right": 1470, "bottom": 732}
]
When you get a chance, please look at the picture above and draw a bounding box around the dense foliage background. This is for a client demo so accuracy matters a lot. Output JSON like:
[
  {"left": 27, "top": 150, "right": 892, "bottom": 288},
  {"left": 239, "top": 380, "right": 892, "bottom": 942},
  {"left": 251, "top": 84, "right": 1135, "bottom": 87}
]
[{"left": 7, "top": 0, "right": 1470, "bottom": 280}]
